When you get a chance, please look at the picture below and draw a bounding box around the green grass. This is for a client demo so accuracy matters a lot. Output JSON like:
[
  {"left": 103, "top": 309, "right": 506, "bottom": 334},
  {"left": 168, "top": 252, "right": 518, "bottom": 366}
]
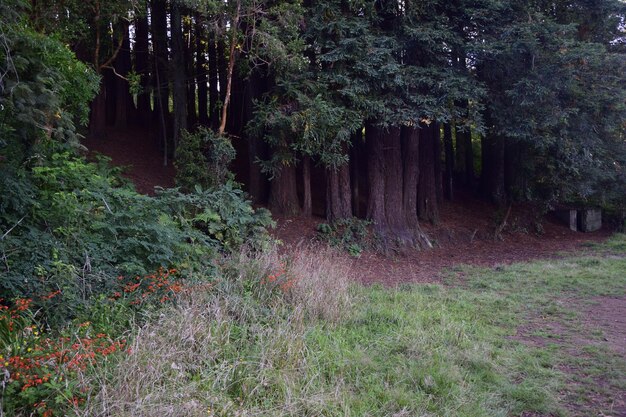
[
  {"left": 89, "top": 235, "right": 626, "bottom": 417},
  {"left": 304, "top": 234, "right": 626, "bottom": 416}
]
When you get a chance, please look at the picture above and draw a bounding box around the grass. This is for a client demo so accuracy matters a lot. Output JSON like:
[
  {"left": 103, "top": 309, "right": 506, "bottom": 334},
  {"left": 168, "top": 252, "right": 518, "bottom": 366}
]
[{"left": 85, "top": 235, "right": 626, "bottom": 416}]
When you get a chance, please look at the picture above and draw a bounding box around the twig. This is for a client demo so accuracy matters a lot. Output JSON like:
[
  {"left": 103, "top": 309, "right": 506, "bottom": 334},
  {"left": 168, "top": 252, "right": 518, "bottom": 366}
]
[
  {"left": 1, "top": 215, "right": 25, "bottom": 240},
  {"left": 102, "top": 197, "right": 113, "bottom": 214}
]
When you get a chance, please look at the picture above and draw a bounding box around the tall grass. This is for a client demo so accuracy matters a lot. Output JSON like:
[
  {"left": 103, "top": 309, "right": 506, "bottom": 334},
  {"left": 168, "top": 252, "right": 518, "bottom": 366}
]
[{"left": 82, "top": 247, "right": 353, "bottom": 416}]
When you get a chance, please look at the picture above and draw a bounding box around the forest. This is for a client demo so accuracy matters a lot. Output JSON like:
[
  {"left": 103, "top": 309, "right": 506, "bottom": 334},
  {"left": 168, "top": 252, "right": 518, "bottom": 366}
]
[
  {"left": 1, "top": 0, "right": 626, "bottom": 416},
  {"left": 7, "top": 0, "right": 626, "bottom": 240}
]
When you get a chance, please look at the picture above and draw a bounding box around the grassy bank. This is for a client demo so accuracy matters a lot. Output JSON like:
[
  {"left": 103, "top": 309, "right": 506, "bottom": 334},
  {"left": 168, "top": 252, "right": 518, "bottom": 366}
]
[{"left": 78, "top": 235, "right": 626, "bottom": 417}]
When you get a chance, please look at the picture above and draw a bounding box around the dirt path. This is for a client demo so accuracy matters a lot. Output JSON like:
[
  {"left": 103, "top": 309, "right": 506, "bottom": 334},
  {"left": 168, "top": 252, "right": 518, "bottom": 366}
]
[{"left": 273, "top": 212, "right": 610, "bottom": 286}]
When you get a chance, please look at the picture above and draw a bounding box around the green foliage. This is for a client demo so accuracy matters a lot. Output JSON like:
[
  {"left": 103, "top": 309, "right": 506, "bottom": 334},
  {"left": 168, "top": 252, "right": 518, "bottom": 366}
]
[
  {"left": 0, "top": 152, "right": 274, "bottom": 325},
  {"left": 317, "top": 218, "right": 373, "bottom": 257},
  {"left": 175, "top": 128, "right": 236, "bottom": 191}
]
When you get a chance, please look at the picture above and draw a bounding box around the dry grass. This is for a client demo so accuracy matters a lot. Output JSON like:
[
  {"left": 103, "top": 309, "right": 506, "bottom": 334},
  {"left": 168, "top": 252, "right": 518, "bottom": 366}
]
[
  {"left": 287, "top": 246, "right": 353, "bottom": 323},
  {"left": 81, "top": 247, "right": 353, "bottom": 417}
]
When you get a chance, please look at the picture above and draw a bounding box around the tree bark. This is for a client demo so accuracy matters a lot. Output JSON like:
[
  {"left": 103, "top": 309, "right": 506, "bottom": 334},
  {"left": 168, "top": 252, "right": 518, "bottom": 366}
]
[
  {"left": 326, "top": 163, "right": 352, "bottom": 221},
  {"left": 464, "top": 128, "right": 474, "bottom": 186},
  {"left": 382, "top": 126, "right": 407, "bottom": 238},
  {"left": 443, "top": 122, "right": 454, "bottom": 200},
  {"left": 217, "top": 0, "right": 240, "bottom": 136},
  {"left": 418, "top": 122, "right": 439, "bottom": 224},
  {"left": 350, "top": 130, "right": 362, "bottom": 218},
  {"left": 269, "top": 161, "right": 300, "bottom": 216},
  {"left": 402, "top": 126, "right": 420, "bottom": 230},
  {"left": 433, "top": 122, "right": 443, "bottom": 205},
  {"left": 113, "top": 22, "right": 133, "bottom": 129},
  {"left": 134, "top": 7, "right": 151, "bottom": 123},
  {"left": 171, "top": 1, "right": 188, "bottom": 147},
  {"left": 196, "top": 13, "right": 209, "bottom": 126},
  {"left": 151, "top": 0, "right": 170, "bottom": 153},
  {"left": 402, "top": 125, "right": 432, "bottom": 248},
  {"left": 303, "top": 156, "right": 312, "bottom": 216},
  {"left": 481, "top": 132, "right": 506, "bottom": 206},
  {"left": 184, "top": 13, "right": 197, "bottom": 127},
  {"left": 366, "top": 122, "right": 386, "bottom": 232},
  {"left": 89, "top": 87, "right": 107, "bottom": 139},
  {"left": 208, "top": 30, "right": 219, "bottom": 128}
]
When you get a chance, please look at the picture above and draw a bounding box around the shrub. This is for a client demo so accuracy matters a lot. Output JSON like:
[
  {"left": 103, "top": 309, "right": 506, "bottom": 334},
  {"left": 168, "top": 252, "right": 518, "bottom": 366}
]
[
  {"left": 0, "top": 152, "right": 274, "bottom": 328},
  {"left": 316, "top": 217, "right": 373, "bottom": 257},
  {"left": 174, "top": 128, "right": 236, "bottom": 192}
]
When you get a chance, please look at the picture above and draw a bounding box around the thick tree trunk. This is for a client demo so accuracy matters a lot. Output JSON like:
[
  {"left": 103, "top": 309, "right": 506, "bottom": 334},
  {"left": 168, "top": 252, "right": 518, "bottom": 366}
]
[
  {"left": 402, "top": 126, "right": 420, "bottom": 230},
  {"left": 303, "top": 156, "right": 312, "bottom": 216},
  {"left": 113, "top": 23, "right": 133, "bottom": 129},
  {"left": 196, "top": 14, "right": 209, "bottom": 126},
  {"left": 326, "top": 163, "right": 352, "bottom": 222},
  {"left": 433, "top": 122, "right": 443, "bottom": 205},
  {"left": 418, "top": 122, "right": 439, "bottom": 224},
  {"left": 402, "top": 125, "right": 432, "bottom": 248},
  {"left": 208, "top": 31, "right": 219, "bottom": 128},
  {"left": 269, "top": 161, "right": 300, "bottom": 216},
  {"left": 171, "top": 1, "right": 188, "bottom": 147},
  {"left": 366, "top": 122, "right": 386, "bottom": 232},
  {"left": 382, "top": 126, "right": 407, "bottom": 238},
  {"left": 151, "top": 0, "right": 170, "bottom": 154},
  {"left": 151, "top": 0, "right": 169, "bottom": 119},
  {"left": 481, "top": 133, "right": 506, "bottom": 206},
  {"left": 89, "top": 87, "right": 107, "bottom": 139},
  {"left": 134, "top": 8, "right": 151, "bottom": 124},
  {"left": 350, "top": 130, "right": 362, "bottom": 218},
  {"left": 184, "top": 14, "right": 197, "bottom": 127},
  {"left": 455, "top": 123, "right": 467, "bottom": 180},
  {"left": 443, "top": 123, "right": 454, "bottom": 200},
  {"left": 464, "top": 128, "right": 474, "bottom": 186}
]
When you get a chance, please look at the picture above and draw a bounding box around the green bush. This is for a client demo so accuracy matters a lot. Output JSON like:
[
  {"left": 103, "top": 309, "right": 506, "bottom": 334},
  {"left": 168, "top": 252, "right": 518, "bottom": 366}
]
[
  {"left": 0, "top": 152, "right": 274, "bottom": 326},
  {"left": 175, "top": 128, "right": 236, "bottom": 192},
  {"left": 317, "top": 217, "right": 373, "bottom": 257}
]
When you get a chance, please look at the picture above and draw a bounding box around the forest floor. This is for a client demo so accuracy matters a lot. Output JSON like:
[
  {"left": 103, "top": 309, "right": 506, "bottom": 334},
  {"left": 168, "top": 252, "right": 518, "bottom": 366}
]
[
  {"left": 84, "top": 129, "right": 625, "bottom": 416},
  {"left": 84, "top": 127, "right": 610, "bottom": 287}
]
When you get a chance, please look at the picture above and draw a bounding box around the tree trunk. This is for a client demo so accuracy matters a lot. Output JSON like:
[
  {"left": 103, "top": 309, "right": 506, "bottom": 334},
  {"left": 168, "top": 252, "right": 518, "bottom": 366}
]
[
  {"left": 326, "top": 163, "right": 352, "bottom": 221},
  {"left": 443, "top": 123, "right": 454, "bottom": 200},
  {"left": 433, "top": 122, "right": 443, "bottom": 205},
  {"left": 366, "top": 122, "right": 386, "bottom": 232},
  {"left": 402, "top": 125, "right": 432, "bottom": 248},
  {"left": 382, "top": 126, "right": 407, "bottom": 239},
  {"left": 481, "top": 133, "right": 506, "bottom": 206},
  {"left": 208, "top": 30, "right": 219, "bottom": 128},
  {"left": 171, "top": 1, "right": 188, "bottom": 147},
  {"left": 402, "top": 126, "right": 420, "bottom": 229},
  {"left": 217, "top": 0, "right": 240, "bottom": 136},
  {"left": 269, "top": 161, "right": 300, "bottom": 216},
  {"left": 350, "top": 130, "right": 362, "bottom": 218},
  {"left": 418, "top": 122, "right": 439, "bottom": 224},
  {"left": 89, "top": 87, "right": 107, "bottom": 139},
  {"left": 303, "top": 156, "right": 312, "bottom": 216},
  {"left": 134, "top": 7, "right": 151, "bottom": 124},
  {"left": 151, "top": 0, "right": 170, "bottom": 152},
  {"left": 464, "top": 128, "right": 474, "bottom": 186},
  {"left": 184, "top": 13, "right": 197, "bottom": 127},
  {"left": 113, "top": 22, "right": 133, "bottom": 129},
  {"left": 455, "top": 123, "right": 467, "bottom": 180},
  {"left": 196, "top": 14, "right": 209, "bottom": 126}
]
